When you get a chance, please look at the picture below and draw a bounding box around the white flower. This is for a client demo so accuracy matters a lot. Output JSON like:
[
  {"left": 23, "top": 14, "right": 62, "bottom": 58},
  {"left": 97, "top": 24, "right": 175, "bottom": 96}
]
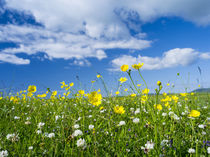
[
  {"left": 48, "top": 133, "right": 55, "bottom": 138},
  {"left": 130, "top": 108, "right": 134, "bottom": 111},
  {"left": 169, "top": 111, "right": 174, "bottom": 116},
  {"left": 14, "top": 116, "right": 20, "bottom": 120},
  {"left": 198, "top": 124, "right": 205, "bottom": 129},
  {"left": 88, "top": 115, "right": 92, "bottom": 118},
  {"left": 6, "top": 133, "right": 19, "bottom": 141},
  {"left": 89, "top": 125, "right": 94, "bottom": 130},
  {"left": 26, "top": 117, "right": 31, "bottom": 120},
  {"left": 133, "top": 118, "right": 140, "bottom": 123},
  {"left": 162, "top": 113, "right": 167, "bottom": 117},
  {"left": 118, "top": 121, "right": 126, "bottom": 126},
  {"left": 72, "top": 130, "right": 83, "bottom": 137},
  {"left": 160, "top": 140, "right": 169, "bottom": 146},
  {"left": 76, "top": 138, "right": 86, "bottom": 149},
  {"left": 37, "top": 130, "right": 42, "bottom": 134},
  {"left": 134, "top": 108, "right": 140, "bottom": 114},
  {"left": 202, "top": 131, "right": 206, "bottom": 135},
  {"left": 55, "top": 115, "right": 60, "bottom": 121},
  {"left": 74, "top": 124, "right": 80, "bottom": 129},
  {"left": 145, "top": 141, "right": 155, "bottom": 150},
  {"left": 188, "top": 148, "right": 195, "bottom": 154},
  {"left": 38, "top": 122, "right": 45, "bottom": 128},
  {"left": 25, "top": 121, "right": 31, "bottom": 125},
  {"left": 0, "top": 150, "right": 8, "bottom": 157},
  {"left": 207, "top": 147, "right": 210, "bottom": 154},
  {"left": 162, "top": 122, "right": 166, "bottom": 125},
  {"left": 28, "top": 146, "right": 33, "bottom": 150}
]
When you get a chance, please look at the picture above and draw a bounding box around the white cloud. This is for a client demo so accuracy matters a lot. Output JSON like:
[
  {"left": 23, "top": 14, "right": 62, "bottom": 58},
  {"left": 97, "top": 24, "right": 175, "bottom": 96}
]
[
  {"left": 110, "top": 48, "right": 210, "bottom": 71},
  {"left": 0, "top": 53, "right": 30, "bottom": 65},
  {"left": 1, "top": 0, "right": 210, "bottom": 65}
]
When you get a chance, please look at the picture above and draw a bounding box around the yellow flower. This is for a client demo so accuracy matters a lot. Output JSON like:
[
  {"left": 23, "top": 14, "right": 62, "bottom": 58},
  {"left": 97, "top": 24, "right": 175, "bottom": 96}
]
[
  {"left": 97, "top": 74, "right": 102, "bottom": 78},
  {"left": 100, "top": 106, "right": 104, "bottom": 110},
  {"left": 166, "top": 83, "right": 170, "bottom": 86},
  {"left": 121, "top": 64, "right": 129, "bottom": 72},
  {"left": 69, "top": 82, "right": 74, "bottom": 87},
  {"left": 114, "top": 106, "right": 125, "bottom": 114},
  {"left": 172, "top": 95, "right": 179, "bottom": 102},
  {"left": 162, "top": 92, "right": 167, "bottom": 97},
  {"left": 132, "top": 63, "right": 144, "bottom": 70},
  {"left": 115, "top": 91, "right": 120, "bottom": 95},
  {"left": 60, "top": 81, "right": 67, "bottom": 88},
  {"left": 141, "top": 95, "right": 148, "bottom": 103},
  {"left": 164, "top": 102, "right": 170, "bottom": 108},
  {"left": 91, "top": 80, "right": 96, "bottom": 83},
  {"left": 52, "top": 91, "right": 57, "bottom": 96},
  {"left": 142, "top": 88, "right": 149, "bottom": 94},
  {"left": 97, "top": 89, "right": 101, "bottom": 92},
  {"left": 37, "top": 93, "right": 47, "bottom": 98},
  {"left": 27, "top": 92, "right": 33, "bottom": 97},
  {"left": 137, "top": 84, "right": 142, "bottom": 87},
  {"left": 119, "top": 77, "right": 127, "bottom": 83},
  {"left": 154, "top": 104, "right": 162, "bottom": 110},
  {"left": 65, "top": 87, "right": 70, "bottom": 91},
  {"left": 27, "top": 85, "right": 37, "bottom": 93},
  {"left": 157, "top": 81, "right": 162, "bottom": 86},
  {"left": 130, "top": 93, "right": 136, "bottom": 97},
  {"left": 0, "top": 97, "right": 3, "bottom": 100},
  {"left": 198, "top": 84, "right": 201, "bottom": 87},
  {"left": 180, "top": 93, "right": 187, "bottom": 97},
  {"left": 88, "top": 91, "right": 102, "bottom": 106},
  {"left": 124, "top": 88, "right": 128, "bottom": 92},
  {"left": 188, "top": 110, "right": 200, "bottom": 117},
  {"left": 78, "top": 90, "right": 85, "bottom": 95},
  {"left": 191, "top": 92, "right": 195, "bottom": 96}
]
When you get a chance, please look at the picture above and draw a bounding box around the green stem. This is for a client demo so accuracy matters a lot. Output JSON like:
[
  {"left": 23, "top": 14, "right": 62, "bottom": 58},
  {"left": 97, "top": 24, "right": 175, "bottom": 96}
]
[
  {"left": 127, "top": 72, "right": 139, "bottom": 94},
  {"left": 138, "top": 69, "right": 148, "bottom": 89}
]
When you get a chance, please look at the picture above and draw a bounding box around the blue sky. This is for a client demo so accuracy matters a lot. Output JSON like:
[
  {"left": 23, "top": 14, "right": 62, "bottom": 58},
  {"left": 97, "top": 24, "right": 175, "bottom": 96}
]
[{"left": 0, "top": 0, "right": 210, "bottom": 95}]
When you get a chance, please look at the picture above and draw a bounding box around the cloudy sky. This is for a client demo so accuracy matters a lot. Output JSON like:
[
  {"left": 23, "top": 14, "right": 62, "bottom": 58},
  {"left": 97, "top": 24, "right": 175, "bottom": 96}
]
[{"left": 0, "top": 0, "right": 210, "bottom": 94}]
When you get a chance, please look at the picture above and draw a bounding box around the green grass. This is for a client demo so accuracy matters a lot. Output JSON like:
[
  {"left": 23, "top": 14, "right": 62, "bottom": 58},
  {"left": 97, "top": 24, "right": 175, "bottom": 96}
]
[{"left": 0, "top": 92, "right": 209, "bottom": 156}]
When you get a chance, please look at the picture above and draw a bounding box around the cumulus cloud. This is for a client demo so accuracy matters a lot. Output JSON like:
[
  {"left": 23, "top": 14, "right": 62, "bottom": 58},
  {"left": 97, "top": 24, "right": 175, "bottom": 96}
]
[
  {"left": 1, "top": 0, "right": 210, "bottom": 65},
  {"left": 0, "top": 53, "right": 30, "bottom": 65},
  {"left": 110, "top": 48, "right": 210, "bottom": 71}
]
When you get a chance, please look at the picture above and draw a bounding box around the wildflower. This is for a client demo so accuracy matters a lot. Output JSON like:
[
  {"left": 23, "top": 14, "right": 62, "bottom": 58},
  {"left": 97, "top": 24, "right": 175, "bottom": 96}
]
[
  {"left": 137, "top": 84, "right": 142, "bottom": 87},
  {"left": 97, "top": 74, "right": 101, "bottom": 78},
  {"left": 115, "top": 91, "right": 120, "bottom": 95},
  {"left": 198, "top": 124, "right": 205, "bottom": 129},
  {"left": 76, "top": 138, "right": 86, "bottom": 149},
  {"left": 27, "top": 92, "right": 33, "bottom": 97},
  {"left": 28, "top": 85, "right": 37, "bottom": 93},
  {"left": 160, "top": 140, "right": 169, "bottom": 146},
  {"left": 28, "top": 146, "right": 33, "bottom": 150},
  {"left": 6, "top": 133, "right": 19, "bottom": 142},
  {"left": 157, "top": 81, "right": 161, "bottom": 86},
  {"left": 133, "top": 118, "right": 140, "bottom": 123},
  {"left": 124, "top": 88, "right": 128, "bottom": 91},
  {"left": 134, "top": 108, "right": 140, "bottom": 114},
  {"left": 114, "top": 106, "right": 125, "bottom": 114},
  {"left": 188, "top": 110, "right": 200, "bottom": 118},
  {"left": 88, "top": 91, "right": 102, "bottom": 106},
  {"left": 121, "top": 64, "right": 129, "bottom": 72},
  {"left": 180, "top": 93, "right": 187, "bottom": 97},
  {"left": 37, "top": 93, "right": 47, "bottom": 98},
  {"left": 188, "top": 148, "right": 195, "bottom": 153},
  {"left": 118, "top": 121, "right": 126, "bottom": 126},
  {"left": 89, "top": 125, "right": 94, "bottom": 130},
  {"left": 132, "top": 63, "right": 144, "bottom": 70},
  {"left": 162, "top": 113, "right": 167, "bottom": 117},
  {"left": 142, "top": 88, "right": 149, "bottom": 94},
  {"left": 72, "top": 130, "right": 83, "bottom": 137},
  {"left": 74, "top": 124, "right": 80, "bottom": 129},
  {"left": 100, "top": 106, "right": 104, "bottom": 110},
  {"left": 37, "top": 130, "right": 42, "bottom": 134},
  {"left": 141, "top": 95, "right": 148, "bottom": 103},
  {"left": 0, "top": 150, "right": 8, "bottom": 157},
  {"left": 119, "top": 77, "right": 127, "bottom": 83},
  {"left": 38, "top": 122, "right": 45, "bottom": 129},
  {"left": 0, "top": 97, "right": 3, "bottom": 100},
  {"left": 166, "top": 83, "right": 170, "bottom": 86},
  {"left": 207, "top": 147, "right": 210, "bottom": 154},
  {"left": 52, "top": 91, "right": 57, "bottom": 96},
  {"left": 141, "top": 141, "right": 155, "bottom": 153},
  {"left": 25, "top": 121, "right": 31, "bottom": 125},
  {"left": 69, "top": 82, "right": 74, "bottom": 86},
  {"left": 154, "top": 104, "right": 162, "bottom": 110},
  {"left": 48, "top": 133, "right": 55, "bottom": 138},
  {"left": 14, "top": 116, "right": 20, "bottom": 120},
  {"left": 130, "top": 93, "right": 136, "bottom": 97}
]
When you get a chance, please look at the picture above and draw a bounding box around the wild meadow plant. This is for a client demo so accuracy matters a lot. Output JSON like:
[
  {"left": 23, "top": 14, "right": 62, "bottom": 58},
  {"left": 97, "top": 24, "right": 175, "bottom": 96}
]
[{"left": 0, "top": 64, "right": 209, "bottom": 156}]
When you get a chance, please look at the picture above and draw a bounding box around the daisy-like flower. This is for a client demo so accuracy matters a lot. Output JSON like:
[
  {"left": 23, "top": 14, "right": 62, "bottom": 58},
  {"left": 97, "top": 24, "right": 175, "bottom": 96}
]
[
  {"left": 198, "top": 124, "right": 205, "bottom": 129},
  {"left": 89, "top": 125, "right": 94, "bottom": 130},
  {"left": 0, "top": 150, "right": 8, "bottom": 157},
  {"left": 74, "top": 124, "right": 80, "bottom": 129},
  {"left": 14, "top": 116, "right": 20, "bottom": 120},
  {"left": 72, "top": 130, "right": 83, "bottom": 137},
  {"left": 37, "top": 130, "right": 42, "bottom": 134},
  {"left": 133, "top": 118, "right": 140, "bottom": 123},
  {"left": 188, "top": 148, "right": 195, "bottom": 153},
  {"left": 28, "top": 146, "right": 33, "bottom": 150},
  {"left": 118, "top": 121, "right": 126, "bottom": 126},
  {"left": 207, "top": 147, "right": 210, "bottom": 154},
  {"left": 48, "top": 133, "right": 55, "bottom": 138},
  {"left": 134, "top": 108, "right": 140, "bottom": 114},
  {"left": 38, "top": 122, "right": 45, "bottom": 129},
  {"left": 76, "top": 138, "right": 86, "bottom": 149}
]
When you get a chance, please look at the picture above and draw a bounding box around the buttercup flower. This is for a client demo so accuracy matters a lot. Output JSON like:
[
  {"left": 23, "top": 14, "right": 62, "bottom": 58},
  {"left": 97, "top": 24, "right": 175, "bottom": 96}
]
[
  {"left": 27, "top": 85, "right": 37, "bottom": 93},
  {"left": 114, "top": 106, "right": 125, "bottom": 114},
  {"left": 132, "top": 63, "right": 144, "bottom": 70},
  {"left": 121, "top": 64, "right": 129, "bottom": 72},
  {"left": 188, "top": 110, "right": 200, "bottom": 118}
]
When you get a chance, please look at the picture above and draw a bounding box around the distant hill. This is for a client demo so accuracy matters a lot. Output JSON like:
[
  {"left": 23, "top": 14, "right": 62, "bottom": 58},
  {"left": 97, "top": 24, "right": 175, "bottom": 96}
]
[{"left": 192, "top": 88, "right": 210, "bottom": 93}]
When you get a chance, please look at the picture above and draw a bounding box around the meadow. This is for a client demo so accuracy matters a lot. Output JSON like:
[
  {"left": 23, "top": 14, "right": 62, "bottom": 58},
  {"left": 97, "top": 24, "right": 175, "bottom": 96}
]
[{"left": 0, "top": 64, "right": 209, "bottom": 156}]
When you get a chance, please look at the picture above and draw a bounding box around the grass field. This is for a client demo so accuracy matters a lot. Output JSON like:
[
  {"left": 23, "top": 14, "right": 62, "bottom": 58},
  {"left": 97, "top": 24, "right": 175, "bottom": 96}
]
[{"left": 0, "top": 66, "right": 209, "bottom": 156}]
